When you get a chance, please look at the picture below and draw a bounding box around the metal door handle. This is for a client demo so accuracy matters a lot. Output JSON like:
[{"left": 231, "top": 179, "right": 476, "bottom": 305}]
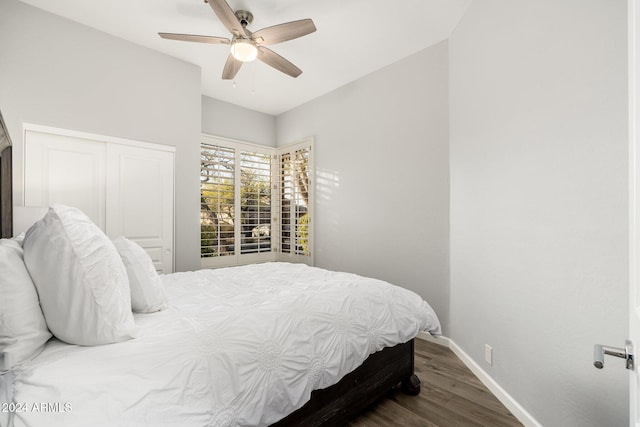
[{"left": 594, "top": 340, "right": 634, "bottom": 370}]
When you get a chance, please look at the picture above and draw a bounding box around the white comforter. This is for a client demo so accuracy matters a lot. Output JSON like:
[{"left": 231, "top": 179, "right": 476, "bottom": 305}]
[{"left": 4, "top": 262, "right": 441, "bottom": 427}]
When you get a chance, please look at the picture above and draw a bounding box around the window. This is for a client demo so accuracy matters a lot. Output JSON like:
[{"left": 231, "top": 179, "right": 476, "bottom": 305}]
[{"left": 200, "top": 135, "right": 313, "bottom": 268}]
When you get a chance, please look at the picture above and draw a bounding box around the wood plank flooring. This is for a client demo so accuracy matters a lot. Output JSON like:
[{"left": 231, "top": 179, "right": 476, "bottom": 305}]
[{"left": 346, "top": 339, "right": 523, "bottom": 427}]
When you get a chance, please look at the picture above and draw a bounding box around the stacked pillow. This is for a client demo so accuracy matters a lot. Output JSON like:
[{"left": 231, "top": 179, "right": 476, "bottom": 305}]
[
  {"left": 0, "top": 237, "right": 51, "bottom": 371},
  {"left": 113, "top": 236, "right": 167, "bottom": 313},
  {"left": 22, "top": 205, "right": 138, "bottom": 346}
]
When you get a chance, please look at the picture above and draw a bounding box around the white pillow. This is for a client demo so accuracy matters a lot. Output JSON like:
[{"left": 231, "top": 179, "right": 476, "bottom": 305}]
[
  {"left": 113, "top": 237, "right": 167, "bottom": 313},
  {"left": 12, "top": 232, "right": 25, "bottom": 246},
  {"left": 23, "top": 205, "right": 138, "bottom": 346},
  {"left": 0, "top": 239, "right": 51, "bottom": 371}
]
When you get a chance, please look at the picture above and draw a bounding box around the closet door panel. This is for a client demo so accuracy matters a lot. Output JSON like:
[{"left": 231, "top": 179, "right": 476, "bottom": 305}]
[
  {"left": 24, "top": 131, "right": 106, "bottom": 229},
  {"left": 106, "top": 144, "right": 174, "bottom": 273}
]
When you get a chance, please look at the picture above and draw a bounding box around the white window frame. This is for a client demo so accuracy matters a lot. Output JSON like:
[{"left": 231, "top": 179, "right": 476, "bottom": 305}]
[{"left": 200, "top": 134, "right": 314, "bottom": 269}]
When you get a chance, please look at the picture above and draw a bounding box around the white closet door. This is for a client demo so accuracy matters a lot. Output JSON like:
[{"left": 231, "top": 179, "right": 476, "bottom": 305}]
[
  {"left": 24, "top": 130, "right": 106, "bottom": 229},
  {"left": 106, "top": 144, "right": 174, "bottom": 273}
]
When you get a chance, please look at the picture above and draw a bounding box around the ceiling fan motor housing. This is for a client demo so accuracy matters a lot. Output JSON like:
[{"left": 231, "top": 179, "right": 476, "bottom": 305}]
[{"left": 234, "top": 10, "right": 253, "bottom": 28}]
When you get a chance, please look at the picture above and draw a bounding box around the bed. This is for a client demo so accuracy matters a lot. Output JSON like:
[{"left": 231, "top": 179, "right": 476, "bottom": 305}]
[{"left": 0, "top": 176, "right": 441, "bottom": 427}]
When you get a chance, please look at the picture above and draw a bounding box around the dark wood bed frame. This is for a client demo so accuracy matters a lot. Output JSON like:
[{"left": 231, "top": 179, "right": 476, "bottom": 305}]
[
  {"left": 0, "top": 107, "right": 13, "bottom": 239},
  {"left": 0, "top": 146, "right": 12, "bottom": 239},
  {"left": 274, "top": 339, "right": 420, "bottom": 426},
  {"left": 0, "top": 143, "right": 420, "bottom": 426}
]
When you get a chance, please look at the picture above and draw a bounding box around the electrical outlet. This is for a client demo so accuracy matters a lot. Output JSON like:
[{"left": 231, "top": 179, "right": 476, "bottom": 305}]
[{"left": 485, "top": 344, "right": 493, "bottom": 366}]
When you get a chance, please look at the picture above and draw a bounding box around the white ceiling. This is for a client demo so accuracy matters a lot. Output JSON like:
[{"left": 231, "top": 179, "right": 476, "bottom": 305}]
[{"left": 18, "top": 0, "right": 471, "bottom": 116}]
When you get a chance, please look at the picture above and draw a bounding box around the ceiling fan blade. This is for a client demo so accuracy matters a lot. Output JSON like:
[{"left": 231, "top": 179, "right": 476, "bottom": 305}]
[
  {"left": 222, "top": 54, "right": 243, "bottom": 80},
  {"left": 208, "top": 0, "right": 245, "bottom": 37},
  {"left": 158, "top": 33, "right": 230, "bottom": 44},
  {"left": 257, "top": 46, "right": 302, "bottom": 78},
  {"left": 252, "top": 19, "right": 316, "bottom": 46}
]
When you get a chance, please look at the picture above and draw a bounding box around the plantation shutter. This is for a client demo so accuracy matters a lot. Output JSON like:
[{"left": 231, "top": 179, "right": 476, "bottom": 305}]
[
  {"left": 277, "top": 140, "right": 313, "bottom": 265},
  {"left": 240, "top": 150, "right": 273, "bottom": 255},
  {"left": 200, "top": 144, "right": 236, "bottom": 259}
]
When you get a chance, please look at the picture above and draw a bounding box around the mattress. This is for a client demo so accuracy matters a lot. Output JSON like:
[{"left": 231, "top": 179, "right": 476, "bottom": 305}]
[{"left": 3, "top": 262, "right": 441, "bottom": 427}]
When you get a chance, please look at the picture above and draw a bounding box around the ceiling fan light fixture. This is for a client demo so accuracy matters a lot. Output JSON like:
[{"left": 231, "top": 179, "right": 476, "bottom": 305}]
[{"left": 231, "top": 39, "right": 257, "bottom": 62}]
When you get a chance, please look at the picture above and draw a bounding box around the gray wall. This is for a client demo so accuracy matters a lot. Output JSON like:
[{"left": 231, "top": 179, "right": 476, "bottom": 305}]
[
  {"left": 202, "top": 95, "right": 276, "bottom": 147},
  {"left": 449, "top": 1, "right": 628, "bottom": 426},
  {"left": 0, "top": 0, "right": 202, "bottom": 272},
  {"left": 277, "top": 41, "right": 451, "bottom": 333}
]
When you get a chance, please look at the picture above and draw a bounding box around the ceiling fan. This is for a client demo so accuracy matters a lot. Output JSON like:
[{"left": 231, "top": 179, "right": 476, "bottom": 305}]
[{"left": 159, "top": 0, "right": 316, "bottom": 80}]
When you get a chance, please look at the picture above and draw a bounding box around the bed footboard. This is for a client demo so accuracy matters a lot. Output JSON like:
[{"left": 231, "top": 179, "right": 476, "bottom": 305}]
[{"left": 271, "top": 339, "right": 418, "bottom": 427}]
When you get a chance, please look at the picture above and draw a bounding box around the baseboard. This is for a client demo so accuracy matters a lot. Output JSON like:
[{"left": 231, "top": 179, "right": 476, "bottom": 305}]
[
  {"left": 415, "top": 333, "right": 542, "bottom": 427},
  {"left": 416, "top": 331, "right": 451, "bottom": 347}
]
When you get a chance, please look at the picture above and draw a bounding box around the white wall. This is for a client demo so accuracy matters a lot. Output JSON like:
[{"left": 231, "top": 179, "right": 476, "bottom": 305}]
[
  {"left": 277, "top": 41, "right": 451, "bottom": 333},
  {"left": 449, "top": 1, "right": 628, "bottom": 426},
  {"left": 202, "top": 95, "right": 276, "bottom": 147},
  {"left": 0, "top": 0, "right": 202, "bottom": 272}
]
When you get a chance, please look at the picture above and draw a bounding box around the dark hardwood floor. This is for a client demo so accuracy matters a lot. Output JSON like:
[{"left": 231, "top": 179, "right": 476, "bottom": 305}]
[{"left": 347, "top": 339, "right": 523, "bottom": 427}]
